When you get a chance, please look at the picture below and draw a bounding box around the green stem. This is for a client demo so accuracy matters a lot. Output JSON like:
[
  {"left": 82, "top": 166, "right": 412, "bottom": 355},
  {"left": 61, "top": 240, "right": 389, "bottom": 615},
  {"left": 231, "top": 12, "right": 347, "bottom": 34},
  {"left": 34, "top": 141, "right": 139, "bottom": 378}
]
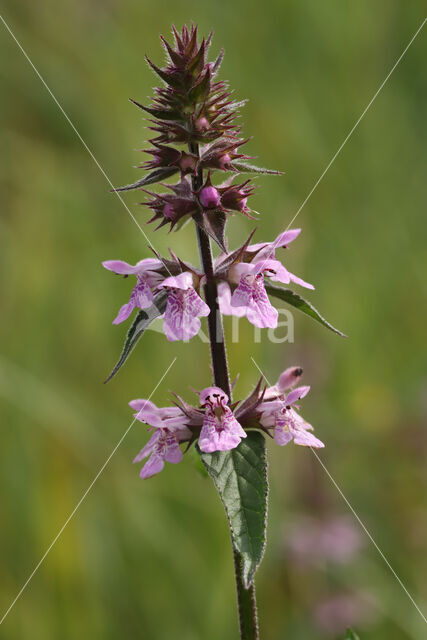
[{"left": 189, "top": 142, "right": 259, "bottom": 640}]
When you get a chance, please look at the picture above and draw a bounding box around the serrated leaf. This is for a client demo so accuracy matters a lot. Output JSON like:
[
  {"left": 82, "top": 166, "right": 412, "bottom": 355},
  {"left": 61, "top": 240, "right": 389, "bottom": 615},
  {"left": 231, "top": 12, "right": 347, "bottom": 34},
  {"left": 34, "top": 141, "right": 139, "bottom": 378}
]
[
  {"left": 105, "top": 291, "right": 168, "bottom": 383},
  {"left": 231, "top": 160, "right": 284, "bottom": 175},
  {"left": 344, "top": 629, "right": 360, "bottom": 640},
  {"left": 200, "top": 432, "right": 268, "bottom": 588},
  {"left": 113, "top": 167, "right": 178, "bottom": 192},
  {"left": 265, "top": 283, "right": 347, "bottom": 337}
]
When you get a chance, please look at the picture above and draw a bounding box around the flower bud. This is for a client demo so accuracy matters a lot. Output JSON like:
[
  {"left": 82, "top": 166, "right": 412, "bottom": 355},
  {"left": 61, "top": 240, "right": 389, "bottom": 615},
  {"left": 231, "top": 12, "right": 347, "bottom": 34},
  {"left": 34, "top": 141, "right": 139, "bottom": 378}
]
[
  {"left": 179, "top": 153, "right": 198, "bottom": 174},
  {"left": 219, "top": 153, "right": 232, "bottom": 169},
  {"left": 277, "top": 367, "right": 303, "bottom": 393},
  {"left": 196, "top": 116, "right": 210, "bottom": 132},
  {"left": 199, "top": 185, "right": 221, "bottom": 209}
]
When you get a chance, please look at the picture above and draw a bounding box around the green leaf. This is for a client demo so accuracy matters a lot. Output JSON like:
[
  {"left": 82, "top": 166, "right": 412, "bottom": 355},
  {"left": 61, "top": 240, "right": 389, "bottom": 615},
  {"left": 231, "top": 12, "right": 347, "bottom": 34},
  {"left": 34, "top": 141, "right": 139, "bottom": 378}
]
[
  {"left": 231, "top": 160, "right": 284, "bottom": 175},
  {"left": 104, "top": 291, "right": 168, "bottom": 383},
  {"left": 344, "top": 629, "right": 360, "bottom": 640},
  {"left": 265, "top": 283, "right": 347, "bottom": 337},
  {"left": 113, "top": 167, "right": 178, "bottom": 192},
  {"left": 200, "top": 432, "right": 268, "bottom": 588}
]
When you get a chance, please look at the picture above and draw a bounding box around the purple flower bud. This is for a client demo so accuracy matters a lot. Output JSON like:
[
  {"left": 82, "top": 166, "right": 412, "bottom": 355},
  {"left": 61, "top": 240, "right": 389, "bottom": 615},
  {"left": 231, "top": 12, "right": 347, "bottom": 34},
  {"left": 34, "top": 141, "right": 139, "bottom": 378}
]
[
  {"left": 199, "top": 185, "right": 221, "bottom": 209},
  {"left": 196, "top": 116, "right": 210, "bottom": 132},
  {"left": 179, "top": 153, "right": 198, "bottom": 174},
  {"left": 277, "top": 366, "right": 304, "bottom": 393},
  {"left": 218, "top": 153, "right": 232, "bottom": 169}
]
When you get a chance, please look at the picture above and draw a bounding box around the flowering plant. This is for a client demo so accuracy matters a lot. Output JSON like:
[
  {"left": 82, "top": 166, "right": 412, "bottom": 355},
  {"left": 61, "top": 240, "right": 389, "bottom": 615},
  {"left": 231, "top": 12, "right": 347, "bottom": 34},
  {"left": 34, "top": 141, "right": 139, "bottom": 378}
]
[{"left": 104, "top": 24, "right": 345, "bottom": 639}]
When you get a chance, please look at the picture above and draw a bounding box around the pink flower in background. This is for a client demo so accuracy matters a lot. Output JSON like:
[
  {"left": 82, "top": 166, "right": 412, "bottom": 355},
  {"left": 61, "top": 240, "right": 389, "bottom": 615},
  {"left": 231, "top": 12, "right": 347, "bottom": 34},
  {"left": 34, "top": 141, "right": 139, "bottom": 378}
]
[
  {"left": 259, "top": 385, "right": 325, "bottom": 448},
  {"left": 103, "top": 258, "right": 164, "bottom": 324},
  {"left": 286, "top": 515, "right": 363, "bottom": 565},
  {"left": 130, "top": 399, "right": 191, "bottom": 479},
  {"left": 314, "top": 592, "right": 377, "bottom": 636},
  {"left": 198, "top": 387, "right": 247, "bottom": 452},
  {"left": 157, "top": 272, "right": 210, "bottom": 341}
]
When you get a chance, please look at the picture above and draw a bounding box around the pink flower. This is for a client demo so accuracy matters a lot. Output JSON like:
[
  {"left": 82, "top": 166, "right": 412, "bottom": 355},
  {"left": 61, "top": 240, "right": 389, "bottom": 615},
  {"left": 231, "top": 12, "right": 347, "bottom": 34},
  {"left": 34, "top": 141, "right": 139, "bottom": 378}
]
[
  {"left": 247, "top": 228, "right": 303, "bottom": 261},
  {"left": 157, "top": 272, "right": 210, "bottom": 342},
  {"left": 198, "top": 387, "right": 247, "bottom": 452},
  {"left": 229, "top": 258, "right": 312, "bottom": 328},
  {"left": 130, "top": 398, "right": 191, "bottom": 479},
  {"left": 218, "top": 229, "right": 314, "bottom": 329},
  {"left": 258, "top": 386, "right": 324, "bottom": 448},
  {"left": 102, "top": 258, "right": 164, "bottom": 324}
]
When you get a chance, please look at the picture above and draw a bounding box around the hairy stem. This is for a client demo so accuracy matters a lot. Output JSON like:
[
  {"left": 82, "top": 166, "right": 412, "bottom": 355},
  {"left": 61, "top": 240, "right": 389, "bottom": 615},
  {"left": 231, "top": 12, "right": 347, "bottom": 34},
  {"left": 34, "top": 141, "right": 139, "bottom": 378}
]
[{"left": 190, "top": 142, "right": 259, "bottom": 640}]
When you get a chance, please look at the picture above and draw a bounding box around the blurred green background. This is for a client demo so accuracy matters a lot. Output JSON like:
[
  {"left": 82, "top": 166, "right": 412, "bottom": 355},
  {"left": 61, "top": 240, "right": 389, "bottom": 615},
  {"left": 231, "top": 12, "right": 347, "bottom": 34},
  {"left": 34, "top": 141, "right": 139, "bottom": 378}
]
[{"left": 0, "top": 1, "right": 426, "bottom": 639}]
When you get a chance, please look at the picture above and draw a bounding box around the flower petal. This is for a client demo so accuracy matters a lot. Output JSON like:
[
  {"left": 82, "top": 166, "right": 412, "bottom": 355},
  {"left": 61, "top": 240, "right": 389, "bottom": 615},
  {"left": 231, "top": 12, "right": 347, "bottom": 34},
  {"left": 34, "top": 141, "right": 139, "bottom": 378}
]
[
  {"left": 286, "top": 386, "right": 310, "bottom": 405},
  {"left": 103, "top": 260, "right": 139, "bottom": 275},
  {"left": 218, "top": 282, "right": 246, "bottom": 317},
  {"left": 246, "top": 295, "right": 278, "bottom": 328},
  {"left": 288, "top": 271, "right": 315, "bottom": 290},
  {"left": 249, "top": 229, "right": 302, "bottom": 260},
  {"left": 112, "top": 300, "right": 136, "bottom": 324},
  {"left": 139, "top": 453, "right": 165, "bottom": 478},
  {"left": 198, "top": 407, "right": 246, "bottom": 453},
  {"left": 293, "top": 430, "right": 325, "bottom": 448},
  {"left": 163, "top": 439, "right": 183, "bottom": 464},
  {"left": 157, "top": 271, "right": 193, "bottom": 290},
  {"left": 129, "top": 399, "right": 158, "bottom": 412},
  {"left": 274, "top": 427, "right": 293, "bottom": 446},
  {"left": 133, "top": 431, "right": 160, "bottom": 462},
  {"left": 163, "top": 288, "right": 209, "bottom": 341},
  {"left": 135, "top": 409, "right": 165, "bottom": 428},
  {"left": 132, "top": 280, "right": 154, "bottom": 309}
]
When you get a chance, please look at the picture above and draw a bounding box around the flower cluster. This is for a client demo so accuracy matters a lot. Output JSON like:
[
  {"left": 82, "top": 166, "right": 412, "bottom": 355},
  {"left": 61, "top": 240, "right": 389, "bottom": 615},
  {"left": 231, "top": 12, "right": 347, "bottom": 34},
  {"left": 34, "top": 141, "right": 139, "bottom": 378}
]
[
  {"left": 131, "top": 367, "right": 324, "bottom": 479},
  {"left": 102, "top": 256, "right": 209, "bottom": 341},
  {"left": 103, "top": 225, "right": 312, "bottom": 338},
  {"left": 102, "top": 25, "right": 330, "bottom": 481}
]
